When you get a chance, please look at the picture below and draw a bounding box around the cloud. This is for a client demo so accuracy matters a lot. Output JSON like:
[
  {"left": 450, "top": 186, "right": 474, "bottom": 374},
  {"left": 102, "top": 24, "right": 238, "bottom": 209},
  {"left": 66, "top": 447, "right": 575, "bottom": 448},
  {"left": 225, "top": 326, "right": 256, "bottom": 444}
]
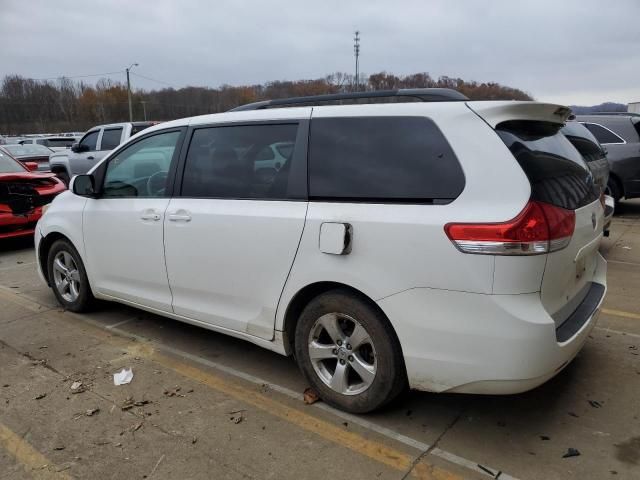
[{"left": 0, "top": 0, "right": 638, "bottom": 105}]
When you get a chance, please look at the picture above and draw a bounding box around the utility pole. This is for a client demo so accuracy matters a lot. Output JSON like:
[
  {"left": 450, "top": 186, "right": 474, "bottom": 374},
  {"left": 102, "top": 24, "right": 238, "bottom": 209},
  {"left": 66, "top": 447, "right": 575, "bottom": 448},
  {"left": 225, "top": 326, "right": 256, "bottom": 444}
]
[
  {"left": 353, "top": 31, "right": 360, "bottom": 91},
  {"left": 140, "top": 101, "right": 147, "bottom": 121},
  {"left": 126, "top": 63, "right": 139, "bottom": 122}
]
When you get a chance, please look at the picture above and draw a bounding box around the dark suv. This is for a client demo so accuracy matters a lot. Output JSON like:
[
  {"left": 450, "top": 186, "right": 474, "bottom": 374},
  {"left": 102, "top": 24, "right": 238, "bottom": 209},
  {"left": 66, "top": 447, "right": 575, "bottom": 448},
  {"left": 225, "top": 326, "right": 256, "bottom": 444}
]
[
  {"left": 576, "top": 113, "right": 640, "bottom": 203},
  {"left": 562, "top": 121, "right": 613, "bottom": 231}
]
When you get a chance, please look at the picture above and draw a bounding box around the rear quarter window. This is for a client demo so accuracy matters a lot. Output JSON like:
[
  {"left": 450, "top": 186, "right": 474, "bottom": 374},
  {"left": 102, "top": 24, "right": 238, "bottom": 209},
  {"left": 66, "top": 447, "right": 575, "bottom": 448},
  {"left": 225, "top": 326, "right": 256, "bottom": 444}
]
[
  {"left": 498, "top": 121, "right": 599, "bottom": 210},
  {"left": 581, "top": 122, "right": 625, "bottom": 144},
  {"left": 309, "top": 116, "right": 464, "bottom": 203}
]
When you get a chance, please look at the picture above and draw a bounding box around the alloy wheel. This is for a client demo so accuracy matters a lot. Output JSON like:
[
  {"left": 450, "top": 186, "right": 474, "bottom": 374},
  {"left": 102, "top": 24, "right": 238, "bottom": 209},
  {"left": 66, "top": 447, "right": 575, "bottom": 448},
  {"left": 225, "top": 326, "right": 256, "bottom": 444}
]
[
  {"left": 307, "top": 313, "right": 377, "bottom": 395},
  {"left": 52, "top": 251, "right": 81, "bottom": 303}
]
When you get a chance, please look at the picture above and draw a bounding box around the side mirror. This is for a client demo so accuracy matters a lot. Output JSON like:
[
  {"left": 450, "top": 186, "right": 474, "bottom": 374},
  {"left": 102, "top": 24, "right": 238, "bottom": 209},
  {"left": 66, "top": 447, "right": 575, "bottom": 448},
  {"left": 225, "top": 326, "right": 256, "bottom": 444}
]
[
  {"left": 72, "top": 174, "right": 96, "bottom": 197},
  {"left": 71, "top": 143, "right": 89, "bottom": 153},
  {"left": 25, "top": 162, "right": 38, "bottom": 171}
]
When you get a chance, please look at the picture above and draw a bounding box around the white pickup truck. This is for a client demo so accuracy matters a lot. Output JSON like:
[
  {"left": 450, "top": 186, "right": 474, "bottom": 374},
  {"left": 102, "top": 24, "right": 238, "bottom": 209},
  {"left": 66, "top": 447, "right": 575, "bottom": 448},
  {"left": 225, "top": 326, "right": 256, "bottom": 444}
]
[{"left": 49, "top": 121, "right": 156, "bottom": 184}]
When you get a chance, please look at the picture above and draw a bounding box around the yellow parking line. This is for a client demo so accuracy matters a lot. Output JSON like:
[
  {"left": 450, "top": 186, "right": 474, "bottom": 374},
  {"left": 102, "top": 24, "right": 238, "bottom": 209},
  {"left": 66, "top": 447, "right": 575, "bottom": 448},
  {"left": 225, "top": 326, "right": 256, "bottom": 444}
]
[
  {"left": 0, "top": 423, "right": 72, "bottom": 480},
  {"left": 601, "top": 308, "right": 640, "bottom": 321},
  {"left": 126, "top": 344, "right": 462, "bottom": 480}
]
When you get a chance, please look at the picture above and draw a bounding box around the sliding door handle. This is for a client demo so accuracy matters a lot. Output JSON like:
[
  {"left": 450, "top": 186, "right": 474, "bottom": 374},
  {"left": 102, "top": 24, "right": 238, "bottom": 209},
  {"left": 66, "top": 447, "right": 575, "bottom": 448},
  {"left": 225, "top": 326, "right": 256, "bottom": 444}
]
[{"left": 168, "top": 213, "right": 192, "bottom": 222}]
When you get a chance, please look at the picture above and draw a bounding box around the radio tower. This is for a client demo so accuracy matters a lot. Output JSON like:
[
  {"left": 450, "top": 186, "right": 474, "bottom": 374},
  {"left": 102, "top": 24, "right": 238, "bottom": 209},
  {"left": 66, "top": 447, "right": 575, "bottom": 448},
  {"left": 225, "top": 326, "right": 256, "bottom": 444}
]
[{"left": 354, "top": 31, "right": 360, "bottom": 91}]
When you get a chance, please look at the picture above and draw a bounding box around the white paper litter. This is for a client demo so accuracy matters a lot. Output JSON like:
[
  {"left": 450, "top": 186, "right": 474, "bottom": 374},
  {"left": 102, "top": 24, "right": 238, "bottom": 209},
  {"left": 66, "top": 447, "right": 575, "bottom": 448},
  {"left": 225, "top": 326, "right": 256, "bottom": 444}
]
[{"left": 113, "top": 368, "right": 134, "bottom": 386}]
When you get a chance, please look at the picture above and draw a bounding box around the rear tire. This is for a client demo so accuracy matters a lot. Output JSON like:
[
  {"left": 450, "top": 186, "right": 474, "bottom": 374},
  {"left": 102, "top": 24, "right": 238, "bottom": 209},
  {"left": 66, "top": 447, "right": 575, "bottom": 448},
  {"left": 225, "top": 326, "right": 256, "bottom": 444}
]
[
  {"left": 54, "top": 169, "right": 70, "bottom": 186},
  {"left": 294, "top": 289, "right": 407, "bottom": 413},
  {"left": 606, "top": 177, "right": 622, "bottom": 209},
  {"left": 47, "top": 239, "right": 95, "bottom": 312}
]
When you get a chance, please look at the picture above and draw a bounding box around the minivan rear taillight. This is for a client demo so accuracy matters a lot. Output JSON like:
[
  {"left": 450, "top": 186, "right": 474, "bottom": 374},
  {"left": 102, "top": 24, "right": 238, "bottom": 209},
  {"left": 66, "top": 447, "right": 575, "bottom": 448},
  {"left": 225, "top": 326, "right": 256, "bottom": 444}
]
[{"left": 444, "top": 201, "right": 575, "bottom": 255}]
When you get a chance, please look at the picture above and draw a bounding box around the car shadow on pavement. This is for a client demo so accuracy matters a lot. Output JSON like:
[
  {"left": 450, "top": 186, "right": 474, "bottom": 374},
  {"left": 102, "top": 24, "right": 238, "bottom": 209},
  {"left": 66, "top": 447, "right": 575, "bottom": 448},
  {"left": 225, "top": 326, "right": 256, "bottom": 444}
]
[
  {"left": 615, "top": 199, "right": 640, "bottom": 218},
  {"left": 0, "top": 236, "right": 34, "bottom": 252}
]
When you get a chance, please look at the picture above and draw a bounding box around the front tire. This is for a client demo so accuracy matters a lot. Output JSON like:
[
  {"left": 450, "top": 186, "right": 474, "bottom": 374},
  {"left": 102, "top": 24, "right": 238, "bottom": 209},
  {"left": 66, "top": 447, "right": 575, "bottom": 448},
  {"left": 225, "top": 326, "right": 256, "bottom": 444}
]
[
  {"left": 294, "top": 290, "right": 407, "bottom": 413},
  {"left": 47, "top": 239, "right": 94, "bottom": 312}
]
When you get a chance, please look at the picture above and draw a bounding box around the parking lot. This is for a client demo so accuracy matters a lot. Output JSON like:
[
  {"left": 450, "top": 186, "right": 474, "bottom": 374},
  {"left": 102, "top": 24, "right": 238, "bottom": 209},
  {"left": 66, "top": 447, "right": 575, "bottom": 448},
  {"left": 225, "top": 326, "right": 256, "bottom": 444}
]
[{"left": 0, "top": 201, "right": 638, "bottom": 480}]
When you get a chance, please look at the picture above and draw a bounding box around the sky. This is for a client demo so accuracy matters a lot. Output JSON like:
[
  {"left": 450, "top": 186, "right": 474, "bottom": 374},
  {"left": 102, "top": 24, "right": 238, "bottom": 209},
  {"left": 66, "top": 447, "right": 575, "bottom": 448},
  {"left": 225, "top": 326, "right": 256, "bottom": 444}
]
[{"left": 0, "top": 0, "right": 639, "bottom": 106}]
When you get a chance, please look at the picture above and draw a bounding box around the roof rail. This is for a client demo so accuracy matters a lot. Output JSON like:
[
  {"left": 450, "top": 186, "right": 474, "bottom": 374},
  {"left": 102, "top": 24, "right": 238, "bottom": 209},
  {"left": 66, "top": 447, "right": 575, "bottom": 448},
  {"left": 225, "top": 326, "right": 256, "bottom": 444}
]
[
  {"left": 580, "top": 112, "right": 640, "bottom": 118},
  {"left": 228, "top": 88, "right": 469, "bottom": 112}
]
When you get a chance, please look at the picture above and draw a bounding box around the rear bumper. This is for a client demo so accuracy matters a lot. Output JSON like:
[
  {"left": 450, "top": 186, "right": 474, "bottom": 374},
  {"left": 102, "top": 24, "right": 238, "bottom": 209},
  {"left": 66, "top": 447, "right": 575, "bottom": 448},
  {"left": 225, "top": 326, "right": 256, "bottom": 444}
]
[{"left": 377, "top": 253, "right": 607, "bottom": 394}]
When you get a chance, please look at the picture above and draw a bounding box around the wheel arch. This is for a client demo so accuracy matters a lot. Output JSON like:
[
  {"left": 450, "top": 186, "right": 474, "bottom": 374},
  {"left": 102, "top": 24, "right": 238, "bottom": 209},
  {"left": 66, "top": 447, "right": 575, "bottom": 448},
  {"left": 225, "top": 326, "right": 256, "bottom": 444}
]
[
  {"left": 280, "top": 281, "right": 406, "bottom": 365},
  {"left": 38, "top": 232, "right": 74, "bottom": 286}
]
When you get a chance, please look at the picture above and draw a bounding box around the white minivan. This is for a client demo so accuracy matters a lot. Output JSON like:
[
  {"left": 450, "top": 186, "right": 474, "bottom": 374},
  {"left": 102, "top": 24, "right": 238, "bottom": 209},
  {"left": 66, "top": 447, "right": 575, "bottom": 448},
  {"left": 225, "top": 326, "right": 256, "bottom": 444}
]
[{"left": 35, "top": 89, "right": 607, "bottom": 412}]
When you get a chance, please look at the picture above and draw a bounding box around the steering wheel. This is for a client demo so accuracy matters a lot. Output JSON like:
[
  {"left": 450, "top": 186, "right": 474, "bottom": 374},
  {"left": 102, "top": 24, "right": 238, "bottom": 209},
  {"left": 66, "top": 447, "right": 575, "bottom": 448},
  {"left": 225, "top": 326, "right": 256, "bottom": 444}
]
[{"left": 146, "top": 171, "right": 168, "bottom": 196}]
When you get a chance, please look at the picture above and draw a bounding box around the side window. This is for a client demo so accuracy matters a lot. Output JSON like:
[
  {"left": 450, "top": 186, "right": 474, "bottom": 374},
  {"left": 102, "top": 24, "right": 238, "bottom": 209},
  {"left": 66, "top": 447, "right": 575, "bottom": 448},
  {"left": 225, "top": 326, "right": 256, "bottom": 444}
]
[
  {"left": 581, "top": 123, "right": 625, "bottom": 144},
  {"left": 100, "top": 128, "right": 123, "bottom": 151},
  {"left": 181, "top": 124, "right": 299, "bottom": 199},
  {"left": 79, "top": 131, "right": 99, "bottom": 151},
  {"left": 309, "top": 116, "right": 465, "bottom": 202},
  {"left": 102, "top": 130, "right": 181, "bottom": 198}
]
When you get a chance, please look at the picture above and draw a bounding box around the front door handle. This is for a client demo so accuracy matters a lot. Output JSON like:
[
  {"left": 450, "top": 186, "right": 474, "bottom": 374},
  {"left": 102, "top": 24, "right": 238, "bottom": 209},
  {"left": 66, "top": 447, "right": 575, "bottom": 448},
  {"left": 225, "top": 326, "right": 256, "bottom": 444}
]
[
  {"left": 140, "top": 212, "right": 161, "bottom": 221},
  {"left": 87, "top": 156, "right": 95, "bottom": 160},
  {"left": 168, "top": 212, "right": 192, "bottom": 222}
]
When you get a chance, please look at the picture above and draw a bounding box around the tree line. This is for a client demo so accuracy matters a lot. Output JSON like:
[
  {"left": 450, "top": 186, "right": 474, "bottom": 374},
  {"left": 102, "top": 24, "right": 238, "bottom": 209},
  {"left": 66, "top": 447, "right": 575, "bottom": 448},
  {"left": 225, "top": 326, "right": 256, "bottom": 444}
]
[{"left": 0, "top": 72, "right": 532, "bottom": 134}]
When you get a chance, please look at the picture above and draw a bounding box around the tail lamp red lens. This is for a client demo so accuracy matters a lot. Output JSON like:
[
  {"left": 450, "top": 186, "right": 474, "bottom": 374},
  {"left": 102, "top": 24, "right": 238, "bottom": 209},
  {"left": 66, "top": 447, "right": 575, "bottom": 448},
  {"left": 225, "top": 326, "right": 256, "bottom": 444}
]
[{"left": 444, "top": 201, "right": 575, "bottom": 255}]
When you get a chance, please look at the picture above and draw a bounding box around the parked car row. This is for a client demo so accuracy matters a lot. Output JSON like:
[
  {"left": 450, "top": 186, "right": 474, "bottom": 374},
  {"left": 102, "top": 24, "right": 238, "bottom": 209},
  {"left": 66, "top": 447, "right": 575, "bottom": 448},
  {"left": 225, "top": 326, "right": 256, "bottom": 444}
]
[
  {"left": 18, "top": 136, "right": 79, "bottom": 152},
  {"left": 561, "top": 120, "right": 614, "bottom": 233},
  {"left": 0, "top": 144, "right": 55, "bottom": 172},
  {"left": 34, "top": 89, "right": 608, "bottom": 412},
  {"left": 0, "top": 123, "right": 161, "bottom": 239},
  {"left": 576, "top": 113, "right": 640, "bottom": 206},
  {"left": 0, "top": 149, "right": 66, "bottom": 239},
  {"left": 49, "top": 121, "right": 157, "bottom": 184}
]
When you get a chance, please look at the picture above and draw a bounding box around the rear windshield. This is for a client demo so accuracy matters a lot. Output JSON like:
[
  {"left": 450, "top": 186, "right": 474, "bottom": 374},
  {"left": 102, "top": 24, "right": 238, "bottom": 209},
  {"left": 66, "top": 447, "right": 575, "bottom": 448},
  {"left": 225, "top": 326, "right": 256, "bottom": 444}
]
[
  {"left": 497, "top": 121, "right": 599, "bottom": 210},
  {"left": 309, "top": 116, "right": 465, "bottom": 203},
  {"left": 0, "top": 151, "right": 25, "bottom": 173}
]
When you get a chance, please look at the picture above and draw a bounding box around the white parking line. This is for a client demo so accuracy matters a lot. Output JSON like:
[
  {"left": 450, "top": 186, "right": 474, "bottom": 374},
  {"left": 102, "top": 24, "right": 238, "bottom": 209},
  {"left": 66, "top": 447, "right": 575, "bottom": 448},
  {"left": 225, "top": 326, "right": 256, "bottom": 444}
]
[
  {"left": 72, "top": 314, "right": 520, "bottom": 480},
  {"left": 105, "top": 318, "right": 136, "bottom": 329}
]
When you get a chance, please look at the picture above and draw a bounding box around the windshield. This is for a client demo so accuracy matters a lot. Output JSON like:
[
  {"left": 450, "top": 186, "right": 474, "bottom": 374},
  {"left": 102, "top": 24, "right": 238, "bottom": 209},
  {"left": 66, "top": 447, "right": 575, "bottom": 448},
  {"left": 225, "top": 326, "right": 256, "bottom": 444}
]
[
  {"left": 4, "top": 144, "right": 53, "bottom": 156},
  {"left": 0, "top": 151, "right": 26, "bottom": 173}
]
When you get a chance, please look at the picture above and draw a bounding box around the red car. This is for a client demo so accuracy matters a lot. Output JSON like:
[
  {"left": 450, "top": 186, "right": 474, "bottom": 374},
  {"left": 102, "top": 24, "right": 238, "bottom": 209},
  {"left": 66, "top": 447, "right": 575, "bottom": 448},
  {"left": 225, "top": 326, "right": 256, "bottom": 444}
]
[{"left": 0, "top": 149, "right": 66, "bottom": 240}]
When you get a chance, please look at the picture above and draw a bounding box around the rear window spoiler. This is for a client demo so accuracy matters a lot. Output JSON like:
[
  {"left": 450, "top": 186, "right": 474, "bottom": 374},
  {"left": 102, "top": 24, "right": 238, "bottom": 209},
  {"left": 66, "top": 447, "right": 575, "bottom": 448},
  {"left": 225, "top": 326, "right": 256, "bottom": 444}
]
[{"left": 466, "top": 101, "right": 572, "bottom": 129}]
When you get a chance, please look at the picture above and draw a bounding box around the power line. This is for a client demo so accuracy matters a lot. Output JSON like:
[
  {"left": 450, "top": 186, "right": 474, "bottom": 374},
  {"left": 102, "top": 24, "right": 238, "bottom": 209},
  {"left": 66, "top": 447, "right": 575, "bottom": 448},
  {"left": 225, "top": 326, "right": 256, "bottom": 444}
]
[
  {"left": 30, "top": 71, "right": 125, "bottom": 81},
  {"left": 9, "top": 70, "right": 176, "bottom": 88},
  {"left": 130, "top": 72, "right": 175, "bottom": 87}
]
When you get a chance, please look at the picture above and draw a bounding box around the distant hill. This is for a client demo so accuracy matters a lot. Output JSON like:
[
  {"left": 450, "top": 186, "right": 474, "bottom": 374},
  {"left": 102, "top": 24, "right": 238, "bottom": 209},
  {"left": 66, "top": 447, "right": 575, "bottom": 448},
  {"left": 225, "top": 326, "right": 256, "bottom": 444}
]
[{"left": 570, "top": 102, "right": 627, "bottom": 114}]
